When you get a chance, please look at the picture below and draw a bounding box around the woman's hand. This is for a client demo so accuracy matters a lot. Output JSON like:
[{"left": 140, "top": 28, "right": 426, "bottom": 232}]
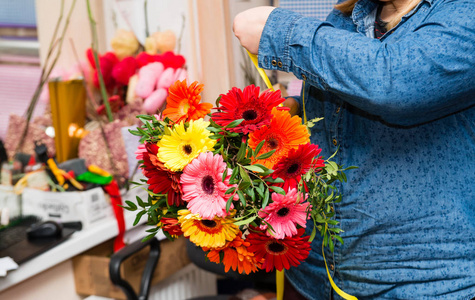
[
  {"left": 233, "top": 6, "right": 276, "bottom": 54},
  {"left": 283, "top": 98, "right": 300, "bottom": 116}
]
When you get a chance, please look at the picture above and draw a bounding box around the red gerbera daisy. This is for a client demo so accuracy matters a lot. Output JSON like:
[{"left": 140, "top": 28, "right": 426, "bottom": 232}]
[
  {"left": 246, "top": 228, "right": 311, "bottom": 272},
  {"left": 211, "top": 85, "right": 285, "bottom": 134},
  {"left": 160, "top": 217, "right": 183, "bottom": 237},
  {"left": 142, "top": 143, "right": 183, "bottom": 206},
  {"left": 272, "top": 143, "right": 325, "bottom": 191}
]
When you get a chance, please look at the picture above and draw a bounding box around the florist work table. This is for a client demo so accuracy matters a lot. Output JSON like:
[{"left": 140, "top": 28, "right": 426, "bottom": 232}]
[{"left": 0, "top": 205, "right": 157, "bottom": 293}]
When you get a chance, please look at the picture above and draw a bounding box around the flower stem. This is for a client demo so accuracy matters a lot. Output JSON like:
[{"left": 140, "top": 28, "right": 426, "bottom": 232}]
[{"left": 86, "top": 0, "right": 113, "bottom": 122}]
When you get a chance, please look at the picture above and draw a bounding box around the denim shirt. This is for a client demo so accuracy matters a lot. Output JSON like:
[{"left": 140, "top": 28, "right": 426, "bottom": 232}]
[{"left": 258, "top": 0, "right": 475, "bottom": 299}]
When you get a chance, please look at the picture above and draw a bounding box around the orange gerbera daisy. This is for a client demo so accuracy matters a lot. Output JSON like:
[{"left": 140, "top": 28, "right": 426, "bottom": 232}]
[
  {"left": 205, "top": 232, "right": 262, "bottom": 274},
  {"left": 248, "top": 108, "right": 310, "bottom": 169},
  {"left": 163, "top": 80, "right": 213, "bottom": 123}
]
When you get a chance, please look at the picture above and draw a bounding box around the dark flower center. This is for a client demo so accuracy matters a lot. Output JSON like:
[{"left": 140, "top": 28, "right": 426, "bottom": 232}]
[
  {"left": 242, "top": 109, "right": 258, "bottom": 121},
  {"left": 287, "top": 163, "right": 300, "bottom": 175},
  {"left": 277, "top": 207, "right": 290, "bottom": 217},
  {"left": 201, "top": 175, "right": 215, "bottom": 195},
  {"left": 183, "top": 144, "right": 193, "bottom": 155},
  {"left": 268, "top": 242, "right": 285, "bottom": 253},
  {"left": 201, "top": 220, "right": 217, "bottom": 228},
  {"left": 267, "top": 138, "right": 279, "bottom": 150}
]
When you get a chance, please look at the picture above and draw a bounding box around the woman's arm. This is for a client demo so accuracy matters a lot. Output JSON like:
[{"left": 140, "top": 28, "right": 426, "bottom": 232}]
[{"left": 234, "top": 3, "right": 475, "bottom": 126}]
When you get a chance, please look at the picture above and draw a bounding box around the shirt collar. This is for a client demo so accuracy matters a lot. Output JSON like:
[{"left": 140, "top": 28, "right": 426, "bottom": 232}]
[{"left": 351, "top": 0, "right": 432, "bottom": 28}]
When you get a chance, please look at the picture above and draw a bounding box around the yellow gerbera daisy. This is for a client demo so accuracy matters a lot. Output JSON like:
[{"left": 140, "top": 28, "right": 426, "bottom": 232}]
[
  {"left": 177, "top": 209, "right": 240, "bottom": 248},
  {"left": 157, "top": 119, "right": 216, "bottom": 171}
]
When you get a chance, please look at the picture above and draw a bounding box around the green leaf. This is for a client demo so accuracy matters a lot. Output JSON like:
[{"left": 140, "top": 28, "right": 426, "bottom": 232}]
[
  {"left": 225, "top": 187, "right": 236, "bottom": 195},
  {"left": 142, "top": 233, "right": 157, "bottom": 242},
  {"left": 256, "top": 182, "right": 265, "bottom": 197},
  {"left": 222, "top": 167, "right": 228, "bottom": 182},
  {"left": 243, "top": 165, "right": 265, "bottom": 173},
  {"left": 262, "top": 188, "right": 270, "bottom": 208},
  {"left": 237, "top": 190, "right": 246, "bottom": 207},
  {"left": 239, "top": 166, "right": 252, "bottom": 186},
  {"left": 246, "top": 188, "right": 255, "bottom": 202},
  {"left": 133, "top": 210, "right": 146, "bottom": 226},
  {"left": 229, "top": 167, "right": 239, "bottom": 183},
  {"left": 334, "top": 235, "right": 344, "bottom": 245},
  {"left": 226, "top": 194, "right": 234, "bottom": 213},
  {"left": 224, "top": 118, "right": 244, "bottom": 129},
  {"left": 239, "top": 181, "right": 251, "bottom": 191},
  {"left": 246, "top": 147, "right": 254, "bottom": 159},
  {"left": 125, "top": 200, "right": 137, "bottom": 210},
  {"left": 254, "top": 140, "right": 265, "bottom": 157},
  {"left": 252, "top": 164, "right": 269, "bottom": 172},
  {"left": 233, "top": 215, "right": 256, "bottom": 226},
  {"left": 236, "top": 141, "right": 247, "bottom": 163},
  {"left": 136, "top": 114, "right": 154, "bottom": 120},
  {"left": 207, "top": 127, "right": 223, "bottom": 133},
  {"left": 128, "top": 129, "right": 142, "bottom": 136},
  {"left": 269, "top": 186, "right": 286, "bottom": 195},
  {"left": 209, "top": 134, "right": 222, "bottom": 140},
  {"left": 146, "top": 226, "right": 160, "bottom": 233},
  {"left": 265, "top": 177, "right": 284, "bottom": 183},
  {"left": 329, "top": 235, "right": 335, "bottom": 252},
  {"left": 256, "top": 149, "right": 276, "bottom": 160},
  {"left": 136, "top": 196, "right": 146, "bottom": 208},
  {"left": 308, "top": 225, "right": 317, "bottom": 243},
  {"left": 215, "top": 95, "right": 222, "bottom": 106}
]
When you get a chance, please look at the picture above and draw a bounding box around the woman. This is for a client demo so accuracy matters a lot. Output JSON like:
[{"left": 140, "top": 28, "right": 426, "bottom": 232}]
[{"left": 233, "top": 0, "right": 475, "bottom": 299}]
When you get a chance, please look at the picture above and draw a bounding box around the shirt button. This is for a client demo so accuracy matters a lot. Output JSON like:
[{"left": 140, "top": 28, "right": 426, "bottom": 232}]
[
  {"left": 271, "top": 60, "right": 277, "bottom": 66},
  {"left": 332, "top": 139, "right": 338, "bottom": 146},
  {"left": 301, "top": 74, "right": 307, "bottom": 80},
  {"left": 336, "top": 107, "right": 341, "bottom": 113},
  {"left": 330, "top": 264, "right": 335, "bottom": 271},
  {"left": 277, "top": 61, "right": 283, "bottom": 68}
]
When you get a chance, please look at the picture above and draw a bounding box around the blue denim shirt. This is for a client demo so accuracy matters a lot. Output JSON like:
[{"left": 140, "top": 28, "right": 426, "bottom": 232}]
[{"left": 258, "top": 0, "right": 475, "bottom": 299}]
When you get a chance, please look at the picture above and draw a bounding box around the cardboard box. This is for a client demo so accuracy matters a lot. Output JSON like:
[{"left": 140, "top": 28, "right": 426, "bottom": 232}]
[
  {"left": 72, "top": 236, "right": 191, "bottom": 299},
  {"left": 22, "top": 187, "right": 113, "bottom": 228}
]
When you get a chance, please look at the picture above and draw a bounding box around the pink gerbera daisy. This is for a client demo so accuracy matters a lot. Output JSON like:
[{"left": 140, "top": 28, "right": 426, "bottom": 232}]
[
  {"left": 272, "top": 143, "right": 325, "bottom": 191},
  {"left": 211, "top": 85, "right": 285, "bottom": 134},
  {"left": 180, "top": 152, "right": 238, "bottom": 219},
  {"left": 258, "top": 188, "right": 310, "bottom": 239}
]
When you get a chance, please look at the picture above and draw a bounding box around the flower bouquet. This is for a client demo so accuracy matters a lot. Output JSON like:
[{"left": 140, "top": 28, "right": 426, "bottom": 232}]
[{"left": 126, "top": 79, "right": 353, "bottom": 275}]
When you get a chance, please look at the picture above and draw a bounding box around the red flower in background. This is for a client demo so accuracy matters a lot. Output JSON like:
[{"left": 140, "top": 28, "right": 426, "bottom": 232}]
[
  {"left": 96, "top": 95, "right": 124, "bottom": 116},
  {"left": 135, "top": 52, "right": 157, "bottom": 68},
  {"left": 246, "top": 228, "right": 311, "bottom": 272},
  {"left": 112, "top": 56, "right": 138, "bottom": 86},
  {"left": 142, "top": 143, "right": 183, "bottom": 206},
  {"left": 157, "top": 51, "right": 186, "bottom": 69},
  {"left": 87, "top": 48, "right": 120, "bottom": 89},
  {"left": 135, "top": 51, "right": 185, "bottom": 69}
]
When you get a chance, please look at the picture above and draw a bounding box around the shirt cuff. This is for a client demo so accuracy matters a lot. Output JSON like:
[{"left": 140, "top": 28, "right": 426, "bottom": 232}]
[
  {"left": 258, "top": 8, "right": 326, "bottom": 85},
  {"left": 258, "top": 8, "right": 303, "bottom": 73}
]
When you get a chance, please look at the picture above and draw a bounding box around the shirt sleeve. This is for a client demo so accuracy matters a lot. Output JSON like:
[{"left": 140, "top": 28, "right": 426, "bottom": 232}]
[{"left": 258, "top": 3, "right": 475, "bottom": 126}]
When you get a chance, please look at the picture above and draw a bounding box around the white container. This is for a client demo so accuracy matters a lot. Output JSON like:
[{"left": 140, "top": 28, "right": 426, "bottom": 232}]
[{"left": 22, "top": 187, "right": 113, "bottom": 228}]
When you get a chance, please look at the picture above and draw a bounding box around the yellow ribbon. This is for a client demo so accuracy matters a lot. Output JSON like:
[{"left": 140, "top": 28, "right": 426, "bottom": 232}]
[
  {"left": 246, "top": 51, "right": 275, "bottom": 92},
  {"left": 323, "top": 224, "right": 358, "bottom": 300},
  {"left": 276, "top": 270, "right": 284, "bottom": 300},
  {"left": 247, "top": 49, "right": 356, "bottom": 300}
]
